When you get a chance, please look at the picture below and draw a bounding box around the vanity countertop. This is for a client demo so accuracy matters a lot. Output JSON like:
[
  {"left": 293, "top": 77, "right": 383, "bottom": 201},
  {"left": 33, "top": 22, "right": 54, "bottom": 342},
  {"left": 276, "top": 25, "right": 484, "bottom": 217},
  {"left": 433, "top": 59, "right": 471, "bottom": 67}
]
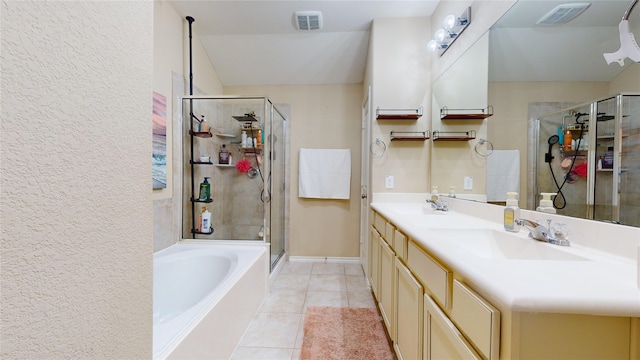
[{"left": 371, "top": 200, "right": 640, "bottom": 317}]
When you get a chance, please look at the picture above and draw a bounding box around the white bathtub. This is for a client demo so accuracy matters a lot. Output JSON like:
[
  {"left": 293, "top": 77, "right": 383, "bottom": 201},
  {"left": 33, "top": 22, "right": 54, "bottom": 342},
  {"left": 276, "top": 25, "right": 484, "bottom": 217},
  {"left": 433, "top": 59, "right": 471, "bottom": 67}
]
[{"left": 153, "top": 242, "right": 268, "bottom": 360}]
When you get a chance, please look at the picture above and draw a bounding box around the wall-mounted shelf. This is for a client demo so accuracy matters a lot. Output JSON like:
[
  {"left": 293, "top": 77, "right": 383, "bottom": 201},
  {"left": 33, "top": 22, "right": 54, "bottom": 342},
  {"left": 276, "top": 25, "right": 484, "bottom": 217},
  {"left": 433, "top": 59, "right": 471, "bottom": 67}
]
[
  {"left": 214, "top": 133, "right": 236, "bottom": 138},
  {"left": 190, "top": 197, "right": 213, "bottom": 203},
  {"left": 189, "top": 130, "right": 213, "bottom": 138},
  {"left": 191, "top": 227, "right": 214, "bottom": 235},
  {"left": 376, "top": 107, "right": 423, "bottom": 120},
  {"left": 432, "top": 130, "right": 476, "bottom": 141},
  {"left": 390, "top": 131, "right": 430, "bottom": 141},
  {"left": 190, "top": 160, "right": 213, "bottom": 165},
  {"left": 440, "top": 106, "right": 493, "bottom": 120},
  {"left": 215, "top": 164, "right": 235, "bottom": 168},
  {"left": 233, "top": 114, "right": 258, "bottom": 122}
]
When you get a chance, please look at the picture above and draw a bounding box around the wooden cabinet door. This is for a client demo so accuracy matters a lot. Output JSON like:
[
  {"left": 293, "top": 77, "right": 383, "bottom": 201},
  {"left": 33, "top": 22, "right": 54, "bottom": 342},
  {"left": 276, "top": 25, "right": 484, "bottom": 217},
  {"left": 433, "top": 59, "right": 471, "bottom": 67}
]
[
  {"left": 379, "top": 238, "right": 395, "bottom": 338},
  {"left": 369, "top": 227, "right": 380, "bottom": 298},
  {"left": 394, "top": 258, "right": 423, "bottom": 360},
  {"left": 424, "top": 294, "right": 481, "bottom": 360}
]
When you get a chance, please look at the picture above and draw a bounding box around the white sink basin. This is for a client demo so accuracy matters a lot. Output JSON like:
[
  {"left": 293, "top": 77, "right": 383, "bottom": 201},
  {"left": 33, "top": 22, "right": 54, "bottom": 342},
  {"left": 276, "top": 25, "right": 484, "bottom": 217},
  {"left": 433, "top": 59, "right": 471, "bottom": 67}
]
[
  {"left": 431, "top": 229, "right": 590, "bottom": 261},
  {"left": 385, "top": 204, "right": 445, "bottom": 216}
]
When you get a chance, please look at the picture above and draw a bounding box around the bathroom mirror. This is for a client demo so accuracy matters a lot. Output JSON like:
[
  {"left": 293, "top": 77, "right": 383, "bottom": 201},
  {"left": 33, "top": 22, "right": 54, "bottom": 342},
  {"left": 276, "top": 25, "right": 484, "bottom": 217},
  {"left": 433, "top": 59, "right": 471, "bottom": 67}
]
[{"left": 432, "top": 0, "right": 640, "bottom": 227}]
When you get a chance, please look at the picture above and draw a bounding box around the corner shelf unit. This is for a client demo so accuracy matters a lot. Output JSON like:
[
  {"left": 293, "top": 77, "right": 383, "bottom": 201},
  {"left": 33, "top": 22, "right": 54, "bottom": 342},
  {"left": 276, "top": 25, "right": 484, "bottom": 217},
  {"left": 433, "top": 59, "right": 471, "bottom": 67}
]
[
  {"left": 376, "top": 107, "right": 423, "bottom": 120},
  {"left": 189, "top": 130, "right": 213, "bottom": 138},
  {"left": 390, "top": 131, "right": 430, "bottom": 141},
  {"left": 432, "top": 130, "right": 476, "bottom": 141},
  {"left": 440, "top": 106, "right": 493, "bottom": 120}
]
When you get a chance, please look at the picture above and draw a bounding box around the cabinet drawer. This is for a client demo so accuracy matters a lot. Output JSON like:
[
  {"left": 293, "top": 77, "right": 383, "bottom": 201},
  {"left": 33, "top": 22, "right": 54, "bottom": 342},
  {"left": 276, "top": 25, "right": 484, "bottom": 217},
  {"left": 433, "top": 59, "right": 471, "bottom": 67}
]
[
  {"left": 373, "top": 211, "right": 386, "bottom": 233},
  {"left": 394, "top": 229, "right": 407, "bottom": 262},
  {"left": 407, "top": 241, "right": 451, "bottom": 309},
  {"left": 424, "top": 294, "right": 481, "bottom": 360},
  {"left": 385, "top": 221, "right": 396, "bottom": 247},
  {"left": 450, "top": 280, "right": 500, "bottom": 360}
]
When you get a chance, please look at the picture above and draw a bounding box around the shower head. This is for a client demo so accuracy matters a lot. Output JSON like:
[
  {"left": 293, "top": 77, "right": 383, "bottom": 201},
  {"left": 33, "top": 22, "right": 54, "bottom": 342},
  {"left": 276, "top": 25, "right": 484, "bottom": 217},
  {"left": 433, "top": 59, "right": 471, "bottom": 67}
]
[{"left": 545, "top": 135, "right": 559, "bottom": 163}]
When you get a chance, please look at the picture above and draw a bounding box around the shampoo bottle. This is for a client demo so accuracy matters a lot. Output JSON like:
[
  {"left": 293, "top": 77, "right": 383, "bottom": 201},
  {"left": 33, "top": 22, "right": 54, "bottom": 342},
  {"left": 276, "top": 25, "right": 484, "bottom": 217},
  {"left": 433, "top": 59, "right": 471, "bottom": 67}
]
[
  {"left": 564, "top": 129, "right": 572, "bottom": 151},
  {"left": 536, "top": 192, "right": 557, "bottom": 214},
  {"left": 200, "top": 115, "right": 210, "bottom": 133},
  {"left": 200, "top": 207, "right": 211, "bottom": 233},
  {"left": 504, "top": 192, "right": 520, "bottom": 232},
  {"left": 198, "top": 177, "right": 210, "bottom": 201}
]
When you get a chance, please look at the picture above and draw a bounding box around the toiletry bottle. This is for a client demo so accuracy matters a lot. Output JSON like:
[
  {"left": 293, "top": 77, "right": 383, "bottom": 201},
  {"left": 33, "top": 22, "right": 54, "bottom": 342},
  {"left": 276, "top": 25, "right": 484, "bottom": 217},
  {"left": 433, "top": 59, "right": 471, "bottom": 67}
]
[
  {"left": 557, "top": 126, "right": 564, "bottom": 146},
  {"left": 200, "top": 115, "right": 210, "bottom": 133},
  {"left": 198, "top": 177, "right": 210, "bottom": 201},
  {"left": 219, "top": 144, "right": 229, "bottom": 164},
  {"left": 431, "top": 186, "right": 439, "bottom": 202},
  {"left": 563, "top": 129, "right": 572, "bottom": 151},
  {"left": 241, "top": 131, "right": 247, "bottom": 148},
  {"left": 257, "top": 130, "right": 262, "bottom": 147},
  {"left": 200, "top": 207, "right": 211, "bottom": 233},
  {"left": 536, "top": 192, "right": 557, "bottom": 214},
  {"left": 504, "top": 192, "right": 520, "bottom": 232},
  {"left": 448, "top": 186, "right": 456, "bottom": 198},
  {"left": 597, "top": 156, "right": 603, "bottom": 170}
]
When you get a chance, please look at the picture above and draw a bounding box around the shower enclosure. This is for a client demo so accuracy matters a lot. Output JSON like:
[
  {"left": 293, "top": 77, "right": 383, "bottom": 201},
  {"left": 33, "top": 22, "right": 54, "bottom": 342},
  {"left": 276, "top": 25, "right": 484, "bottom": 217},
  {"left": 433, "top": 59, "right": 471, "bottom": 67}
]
[
  {"left": 182, "top": 96, "right": 288, "bottom": 269},
  {"left": 533, "top": 93, "right": 640, "bottom": 227}
]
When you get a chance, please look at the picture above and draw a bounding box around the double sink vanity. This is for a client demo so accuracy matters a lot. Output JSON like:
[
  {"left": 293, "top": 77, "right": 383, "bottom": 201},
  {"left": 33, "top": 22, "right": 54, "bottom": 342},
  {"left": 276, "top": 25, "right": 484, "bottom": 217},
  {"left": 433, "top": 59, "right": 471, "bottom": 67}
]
[{"left": 368, "top": 194, "right": 640, "bottom": 360}]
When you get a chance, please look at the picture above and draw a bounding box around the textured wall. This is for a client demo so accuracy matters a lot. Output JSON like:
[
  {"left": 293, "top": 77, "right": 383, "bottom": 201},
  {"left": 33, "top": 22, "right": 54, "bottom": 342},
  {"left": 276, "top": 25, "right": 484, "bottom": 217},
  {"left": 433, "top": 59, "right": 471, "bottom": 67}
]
[{"left": 1, "top": 1, "right": 153, "bottom": 358}]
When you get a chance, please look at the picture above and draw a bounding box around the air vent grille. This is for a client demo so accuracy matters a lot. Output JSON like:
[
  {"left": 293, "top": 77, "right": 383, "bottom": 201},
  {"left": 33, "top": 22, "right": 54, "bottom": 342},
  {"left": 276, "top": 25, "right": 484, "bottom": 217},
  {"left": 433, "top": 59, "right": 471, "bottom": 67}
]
[
  {"left": 537, "top": 3, "right": 591, "bottom": 25},
  {"left": 295, "top": 11, "right": 322, "bottom": 31}
]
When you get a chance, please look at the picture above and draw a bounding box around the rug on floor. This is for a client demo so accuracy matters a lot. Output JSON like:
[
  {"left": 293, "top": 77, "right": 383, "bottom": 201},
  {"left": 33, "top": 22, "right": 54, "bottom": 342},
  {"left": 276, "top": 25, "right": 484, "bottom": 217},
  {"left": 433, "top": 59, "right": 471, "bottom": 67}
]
[{"left": 300, "top": 306, "right": 394, "bottom": 360}]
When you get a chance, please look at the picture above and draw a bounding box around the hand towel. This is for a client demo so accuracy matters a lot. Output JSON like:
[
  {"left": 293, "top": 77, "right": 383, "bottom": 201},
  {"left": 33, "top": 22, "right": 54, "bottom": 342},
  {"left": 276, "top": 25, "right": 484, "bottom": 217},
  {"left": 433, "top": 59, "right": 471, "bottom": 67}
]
[
  {"left": 299, "top": 148, "right": 351, "bottom": 199},
  {"left": 486, "top": 150, "right": 520, "bottom": 202}
]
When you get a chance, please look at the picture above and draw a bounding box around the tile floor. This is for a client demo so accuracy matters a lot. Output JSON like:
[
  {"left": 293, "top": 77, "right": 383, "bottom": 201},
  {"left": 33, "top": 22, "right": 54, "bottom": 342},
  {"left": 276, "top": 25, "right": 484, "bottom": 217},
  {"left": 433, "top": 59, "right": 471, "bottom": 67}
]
[{"left": 231, "top": 261, "right": 378, "bottom": 360}]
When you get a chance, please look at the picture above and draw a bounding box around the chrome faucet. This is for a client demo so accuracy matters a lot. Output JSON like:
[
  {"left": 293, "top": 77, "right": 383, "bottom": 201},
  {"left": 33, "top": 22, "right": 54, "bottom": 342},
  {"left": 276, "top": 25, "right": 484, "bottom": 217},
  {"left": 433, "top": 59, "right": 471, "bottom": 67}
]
[
  {"left": 426, "top": 199, "right": 449, "bottom": 212},
  {"left": 515, "top": 218, "right": 570, "bottom": 246}
]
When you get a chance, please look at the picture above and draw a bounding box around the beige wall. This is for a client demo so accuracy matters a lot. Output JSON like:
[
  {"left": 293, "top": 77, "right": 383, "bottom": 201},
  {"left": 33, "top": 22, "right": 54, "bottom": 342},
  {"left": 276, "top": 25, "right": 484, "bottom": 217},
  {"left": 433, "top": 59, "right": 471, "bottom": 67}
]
[
  {"left": 1, "top": 1, "right": 153, "bottom": 358},
  {"left": 368, "top": 17, "right": 432, "bottom": 194},
  {"left": 225, "top": 85, "right": 363, "bottom": 257},
  {"left": 609, "top": 63, "right": 640, "bottom": 94}
]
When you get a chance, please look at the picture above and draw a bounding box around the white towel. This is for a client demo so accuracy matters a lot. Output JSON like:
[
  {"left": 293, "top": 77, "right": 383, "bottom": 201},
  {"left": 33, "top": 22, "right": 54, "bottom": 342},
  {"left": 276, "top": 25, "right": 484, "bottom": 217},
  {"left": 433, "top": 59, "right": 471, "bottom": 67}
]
[
  {"left": 486, "top": 150, "right": 520, "bottom": 202},
  {"left": 299, "top": 148, "right": 351, "bottom": 199}
]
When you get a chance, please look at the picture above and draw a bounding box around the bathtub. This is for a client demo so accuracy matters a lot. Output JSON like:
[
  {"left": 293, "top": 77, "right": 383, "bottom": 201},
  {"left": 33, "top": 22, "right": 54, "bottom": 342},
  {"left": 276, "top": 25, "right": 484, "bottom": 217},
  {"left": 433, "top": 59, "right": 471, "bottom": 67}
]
[{"left": 153, "top": 242, "right": 269, "bottom": 360}]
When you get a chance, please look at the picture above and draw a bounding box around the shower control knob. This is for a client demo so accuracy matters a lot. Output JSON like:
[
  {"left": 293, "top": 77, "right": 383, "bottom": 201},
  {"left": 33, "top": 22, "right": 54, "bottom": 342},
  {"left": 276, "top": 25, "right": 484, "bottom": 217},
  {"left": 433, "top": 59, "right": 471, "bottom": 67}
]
[{"left": 361, "top": 194, "right": 367, "bottom": 199}]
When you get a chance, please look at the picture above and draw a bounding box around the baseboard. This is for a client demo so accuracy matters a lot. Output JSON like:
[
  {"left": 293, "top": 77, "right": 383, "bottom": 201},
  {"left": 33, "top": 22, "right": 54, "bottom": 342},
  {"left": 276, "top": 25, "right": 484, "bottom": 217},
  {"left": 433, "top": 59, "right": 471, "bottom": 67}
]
[{"left": 288, "top": 256, "right": 361, "bottom": 264}]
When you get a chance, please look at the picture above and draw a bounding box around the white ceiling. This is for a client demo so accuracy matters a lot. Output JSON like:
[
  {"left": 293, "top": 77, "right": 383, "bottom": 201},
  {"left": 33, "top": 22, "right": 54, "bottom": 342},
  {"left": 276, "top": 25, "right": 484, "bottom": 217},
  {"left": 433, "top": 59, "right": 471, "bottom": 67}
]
[
  {"left": 167, "top": 0, "right": 639, "bottom": 86},
  {"left": 489, "top": 0, "right": 636, "bottom": 82},
  {"left": 167, "top": 0, "right": 440, "bottom": 86}
]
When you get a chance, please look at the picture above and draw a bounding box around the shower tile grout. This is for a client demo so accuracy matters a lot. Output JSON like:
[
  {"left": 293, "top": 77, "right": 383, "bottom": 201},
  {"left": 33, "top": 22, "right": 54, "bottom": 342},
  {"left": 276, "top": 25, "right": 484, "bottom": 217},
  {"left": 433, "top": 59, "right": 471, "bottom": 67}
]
[{"left": 231, "top": 261, "right": 376, "bottom": 360}]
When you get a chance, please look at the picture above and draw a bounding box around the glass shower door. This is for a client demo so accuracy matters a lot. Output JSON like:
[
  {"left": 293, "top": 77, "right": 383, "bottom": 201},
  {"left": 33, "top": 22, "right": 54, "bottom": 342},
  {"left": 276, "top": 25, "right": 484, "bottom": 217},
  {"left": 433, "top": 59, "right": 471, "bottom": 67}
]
[
  {"left": 268, "top": 103, "right": 287, "bottom": 269},
  {"left": 618, "top": 94, "right": 640, "bottom": 227}
]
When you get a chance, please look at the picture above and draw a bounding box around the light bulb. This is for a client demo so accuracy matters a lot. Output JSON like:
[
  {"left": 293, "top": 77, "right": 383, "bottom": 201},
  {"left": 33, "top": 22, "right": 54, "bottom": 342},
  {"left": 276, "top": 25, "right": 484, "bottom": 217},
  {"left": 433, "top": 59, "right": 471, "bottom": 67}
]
[
  {"left": 434, "top": 28, "right": 447, "bottom": 43},
  {"left": 427, "top": 40, "right": 439, "bottom": 52},
  {"left": 443, "top": 14, "right": 457, "bottom": 31}
]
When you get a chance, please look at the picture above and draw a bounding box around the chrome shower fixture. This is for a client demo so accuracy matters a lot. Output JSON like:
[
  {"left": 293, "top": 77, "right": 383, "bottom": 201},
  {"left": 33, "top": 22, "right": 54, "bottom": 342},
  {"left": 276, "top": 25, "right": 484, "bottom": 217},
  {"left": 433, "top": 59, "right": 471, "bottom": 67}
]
[{"left": 604, "top": 0, "right": 640, "bottom": 65}]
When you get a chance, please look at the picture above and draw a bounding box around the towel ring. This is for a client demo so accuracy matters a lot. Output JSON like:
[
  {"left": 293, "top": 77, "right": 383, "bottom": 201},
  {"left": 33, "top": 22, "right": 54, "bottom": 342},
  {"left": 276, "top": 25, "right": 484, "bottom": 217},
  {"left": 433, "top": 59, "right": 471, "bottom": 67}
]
[
  {"left": 370, "top": 138, "right": 387, "bottom": 158},
  {"left": 474, "top": 138, "right": 494, "bottom": 158}
]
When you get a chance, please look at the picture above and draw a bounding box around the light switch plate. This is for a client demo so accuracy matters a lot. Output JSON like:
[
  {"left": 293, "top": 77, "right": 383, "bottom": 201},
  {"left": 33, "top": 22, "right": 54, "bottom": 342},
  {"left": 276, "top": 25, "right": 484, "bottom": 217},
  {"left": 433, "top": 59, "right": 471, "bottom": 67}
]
[
  {"left": 385, "top": 175, "right": 394, "bottom": 189},
  {"left": 464, "top": 176, "right": 473, "bottom": 190}
]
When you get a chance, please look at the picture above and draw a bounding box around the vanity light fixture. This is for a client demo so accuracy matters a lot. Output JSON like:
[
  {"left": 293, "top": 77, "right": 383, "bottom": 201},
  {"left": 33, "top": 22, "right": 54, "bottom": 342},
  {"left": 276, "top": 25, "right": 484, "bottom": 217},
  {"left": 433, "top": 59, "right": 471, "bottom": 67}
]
[{"left": 427, "top": 7, "right": 471, "bottom": 56}]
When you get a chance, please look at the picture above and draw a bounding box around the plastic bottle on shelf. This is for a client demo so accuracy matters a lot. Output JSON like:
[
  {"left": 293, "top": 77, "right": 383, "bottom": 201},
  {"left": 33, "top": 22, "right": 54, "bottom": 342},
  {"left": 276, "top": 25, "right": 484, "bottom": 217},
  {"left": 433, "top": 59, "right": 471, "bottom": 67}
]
[
  {"left": 219, "top": 144, "right": 229, "bottom": 164},
  {"left": 564, "top": 129, "right": 572, "bottom": 151},
  {"left": 200, "top": 115, "right": 210, "bottom": 133},
  {"left": 241, "top": 131, "right": 247, "bottom": 148},
  {"left": 198, "top": 177, "right": 210, "bottom": 201},
  {"left": 536, "top": 192, "right": 557, "bottom": 214},
  {"left": 200, "top": 207, "right": 211, "bottom": 232},
  {"left": 504, "top": 192, "right": 520, "bottom": 232}
]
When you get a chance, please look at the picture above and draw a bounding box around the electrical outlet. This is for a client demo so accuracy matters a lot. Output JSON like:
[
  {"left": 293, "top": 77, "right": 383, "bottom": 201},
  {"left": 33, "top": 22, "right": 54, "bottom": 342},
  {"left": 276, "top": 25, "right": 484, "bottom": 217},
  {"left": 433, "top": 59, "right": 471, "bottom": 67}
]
[
  {"left": 385, "top": 175, "right": 394, "bottom": 189},
  {"left": 464, "top": 176, "right": 473, "bottom": 190}
]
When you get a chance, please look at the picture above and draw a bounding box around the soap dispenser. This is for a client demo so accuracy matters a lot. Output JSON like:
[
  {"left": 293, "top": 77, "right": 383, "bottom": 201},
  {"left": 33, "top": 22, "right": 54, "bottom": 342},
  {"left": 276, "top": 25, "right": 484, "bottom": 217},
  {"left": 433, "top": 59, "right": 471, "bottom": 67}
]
[
  {"left": 504, "top": 192, "right": 520, "bottom": 232},
  {"left": 431, "top": 186, "right": 439, "bottom": 202},
  {"left": 536, "top": 192, "right": 557, "bottom": 214}
]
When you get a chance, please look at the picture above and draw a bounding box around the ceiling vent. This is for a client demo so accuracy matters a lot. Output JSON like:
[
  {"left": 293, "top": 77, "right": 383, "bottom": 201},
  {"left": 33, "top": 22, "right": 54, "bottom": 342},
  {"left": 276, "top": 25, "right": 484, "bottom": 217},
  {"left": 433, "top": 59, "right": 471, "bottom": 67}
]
[
  {"left": 295, "top": 11, "right": 323, "bottom": 31},
  {"left": 536, "top": 3, "right": 591, "bottom": 25}
]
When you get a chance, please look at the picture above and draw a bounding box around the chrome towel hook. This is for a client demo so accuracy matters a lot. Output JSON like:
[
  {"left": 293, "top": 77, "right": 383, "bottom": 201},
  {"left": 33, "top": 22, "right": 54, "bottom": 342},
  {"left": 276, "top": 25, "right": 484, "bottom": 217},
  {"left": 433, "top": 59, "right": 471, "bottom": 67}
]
[{"left": 474, "top": 138, "right": 494, "bottom": 157}]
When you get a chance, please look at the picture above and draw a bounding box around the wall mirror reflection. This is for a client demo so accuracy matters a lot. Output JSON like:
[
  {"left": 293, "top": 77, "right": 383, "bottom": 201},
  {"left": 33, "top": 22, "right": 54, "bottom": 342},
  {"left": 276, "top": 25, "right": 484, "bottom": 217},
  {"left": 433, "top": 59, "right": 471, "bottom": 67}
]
[{"left": 434, "top": 0, "right": 640, "bottom": 227}]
